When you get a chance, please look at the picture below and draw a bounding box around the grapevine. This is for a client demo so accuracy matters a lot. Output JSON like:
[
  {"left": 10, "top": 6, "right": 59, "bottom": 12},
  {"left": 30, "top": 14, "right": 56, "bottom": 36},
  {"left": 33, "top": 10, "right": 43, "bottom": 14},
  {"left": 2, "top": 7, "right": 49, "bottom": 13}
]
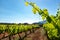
[{"left": 25, "top": 1, "right": 60, "bottom": 40}]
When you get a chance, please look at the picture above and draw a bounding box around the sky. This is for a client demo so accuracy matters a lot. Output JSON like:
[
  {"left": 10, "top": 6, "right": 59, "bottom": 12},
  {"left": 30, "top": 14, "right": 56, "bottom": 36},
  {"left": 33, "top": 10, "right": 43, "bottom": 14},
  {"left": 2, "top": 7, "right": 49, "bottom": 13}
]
[{"left": 0, "top": 0, "right": 60, "bottom": 24}]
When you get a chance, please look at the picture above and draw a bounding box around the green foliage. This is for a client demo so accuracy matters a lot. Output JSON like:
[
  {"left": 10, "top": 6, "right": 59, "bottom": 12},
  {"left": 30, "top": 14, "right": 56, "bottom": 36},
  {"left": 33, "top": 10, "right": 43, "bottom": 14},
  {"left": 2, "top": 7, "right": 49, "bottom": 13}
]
[
  {"left": 25, "top": 1, "right": 60, "bottom": 40},
  {"left": 43, "top": 23, "right": 58, "bottom": 39},
  {"left": 0, "top": 25, "right": 6, "bottom": 33},
  {"left": 25, "top": 2, "right": 29, "bottom": 6},
  {"left": 0, "top": 24, "right": 39, "bottom": 35},
  {"left": 32, "top": 8, "right": 37, "bottom": 14}
]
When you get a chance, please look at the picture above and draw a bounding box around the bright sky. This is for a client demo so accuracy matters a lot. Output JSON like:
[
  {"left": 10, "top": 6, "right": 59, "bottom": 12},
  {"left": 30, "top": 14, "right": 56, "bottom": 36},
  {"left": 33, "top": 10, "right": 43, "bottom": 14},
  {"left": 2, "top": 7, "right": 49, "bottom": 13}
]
[{"left": 0, "top": 0, "right": 60, "bottom": 24}]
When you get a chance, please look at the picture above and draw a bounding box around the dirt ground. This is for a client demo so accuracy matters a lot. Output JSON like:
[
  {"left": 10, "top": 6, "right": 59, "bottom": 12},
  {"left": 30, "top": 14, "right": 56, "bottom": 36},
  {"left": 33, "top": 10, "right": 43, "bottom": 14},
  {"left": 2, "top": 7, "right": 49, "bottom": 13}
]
[
  {"left": 0, "top": 27, "right": 48, "bottom": 40},
  {"left": 24, "top": 27, "right": 48, "bottom": 40}
]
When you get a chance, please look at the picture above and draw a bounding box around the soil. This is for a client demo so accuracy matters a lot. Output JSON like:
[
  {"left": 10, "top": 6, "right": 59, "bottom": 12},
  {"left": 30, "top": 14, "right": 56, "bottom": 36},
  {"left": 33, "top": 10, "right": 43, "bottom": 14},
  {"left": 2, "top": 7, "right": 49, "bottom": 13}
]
[
  {"left": 24, "top": 27, "right": 48, "bottom": 40},
  {"left": 0, "top": 27, "right": 48, "bottom": 40}
]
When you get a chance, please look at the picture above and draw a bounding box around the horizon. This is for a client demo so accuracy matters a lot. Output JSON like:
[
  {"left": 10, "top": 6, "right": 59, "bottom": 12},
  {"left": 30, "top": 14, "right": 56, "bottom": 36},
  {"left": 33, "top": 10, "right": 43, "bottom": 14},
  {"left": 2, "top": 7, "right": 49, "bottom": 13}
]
[{"left": 0, "top": 0, "right": 60, "bottom": 24}]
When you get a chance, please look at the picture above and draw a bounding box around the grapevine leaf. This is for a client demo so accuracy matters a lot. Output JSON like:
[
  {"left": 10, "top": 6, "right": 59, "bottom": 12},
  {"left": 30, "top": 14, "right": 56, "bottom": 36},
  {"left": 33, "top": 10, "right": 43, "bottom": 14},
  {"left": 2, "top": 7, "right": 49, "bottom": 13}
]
[
  {"left": 32, "top": 8, "right": 37, "bottom": 14},
  {"left": 25, "top": 2, "right": 29, "bottom": 6},
  {"left": 42, "top": 16, "right": 45, "bottom": 20}
]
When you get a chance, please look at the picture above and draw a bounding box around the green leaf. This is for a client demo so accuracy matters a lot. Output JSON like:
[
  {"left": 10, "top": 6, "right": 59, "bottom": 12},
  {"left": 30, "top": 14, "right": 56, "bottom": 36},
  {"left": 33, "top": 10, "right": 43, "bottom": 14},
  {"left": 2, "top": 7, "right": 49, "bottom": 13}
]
[
  {"left": 42, "top": 16, "right": 45, "bottom": 20},
  {"left": 32, "top": 8, "right": 37, "bottom": 14},
  {"left": 43, "top": 9, "right": 49, "bottom": 16},
  {"left": 25, "top": 2, "right": 29, "bottom": 6},
  {"left": 46, "top": 16, "right": 52, "bottom": 23}
]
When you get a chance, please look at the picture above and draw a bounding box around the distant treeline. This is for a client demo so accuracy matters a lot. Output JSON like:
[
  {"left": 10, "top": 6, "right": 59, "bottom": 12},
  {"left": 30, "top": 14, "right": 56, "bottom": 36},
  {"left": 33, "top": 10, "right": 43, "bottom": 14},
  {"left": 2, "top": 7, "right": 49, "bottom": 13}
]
[{"left": 0, "top": 23, "right": 39, "bottom": 25}]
